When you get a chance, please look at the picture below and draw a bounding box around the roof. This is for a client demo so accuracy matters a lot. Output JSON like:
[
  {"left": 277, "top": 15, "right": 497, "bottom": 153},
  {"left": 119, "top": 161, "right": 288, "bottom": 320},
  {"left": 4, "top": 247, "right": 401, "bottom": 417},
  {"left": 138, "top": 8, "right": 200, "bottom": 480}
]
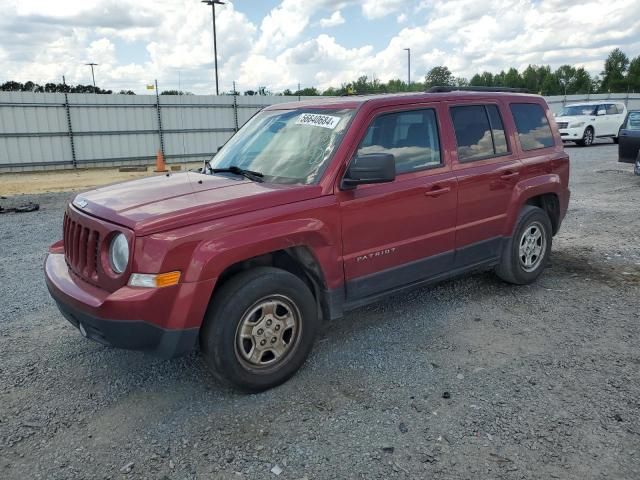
[
  {"left": 566, "top": 100, "right": 626, "bottom": 106},
  {"left": 265, "top": 90, "right": 542, "bottom": 111}
]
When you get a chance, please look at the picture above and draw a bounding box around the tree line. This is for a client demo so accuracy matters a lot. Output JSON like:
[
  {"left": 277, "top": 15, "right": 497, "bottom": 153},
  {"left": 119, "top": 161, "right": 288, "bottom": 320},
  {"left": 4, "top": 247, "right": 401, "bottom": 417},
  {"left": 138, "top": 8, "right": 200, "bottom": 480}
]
[
  {"left": 1, "top": 48, "right": 638, "bottom": 96},
  {"left": 293, "top": 48, "right": 640, "bottom": 97}
]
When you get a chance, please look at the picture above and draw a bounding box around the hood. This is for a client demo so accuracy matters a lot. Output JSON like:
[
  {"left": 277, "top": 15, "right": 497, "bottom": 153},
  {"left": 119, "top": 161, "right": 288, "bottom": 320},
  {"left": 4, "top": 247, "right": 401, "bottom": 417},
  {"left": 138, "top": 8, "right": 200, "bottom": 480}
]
[
  {"left": 72, "top": 172, "right": 323, "bottom": 235},
  {"left": 555, "top": 115, "right": 595, "bottom": 122}
]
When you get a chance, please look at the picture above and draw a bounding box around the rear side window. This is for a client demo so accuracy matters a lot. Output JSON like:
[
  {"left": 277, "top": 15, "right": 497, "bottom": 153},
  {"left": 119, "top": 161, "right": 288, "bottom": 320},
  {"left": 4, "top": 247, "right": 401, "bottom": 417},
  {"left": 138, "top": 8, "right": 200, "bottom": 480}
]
[
  {"left": 625, "top": 112, "right": 640, "bottom": 130},
  {"left": 450, "top": 104, "right": 509, "bottom": 161},
  {"left": 510, "top": 103, "right": 555, "bottom": 151},
  {"left": 606, "top": 104, "right": 618, "bottom": 115},
  {"left": 357, "top": 109, "right": 441, "bottom": 174}
]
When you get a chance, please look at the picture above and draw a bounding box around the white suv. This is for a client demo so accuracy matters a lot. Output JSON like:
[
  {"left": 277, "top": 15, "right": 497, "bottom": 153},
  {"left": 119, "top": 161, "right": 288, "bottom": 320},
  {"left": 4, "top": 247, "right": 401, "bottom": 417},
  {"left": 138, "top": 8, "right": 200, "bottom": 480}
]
[{"left": 555, "top": 101, "right": 627, "bottom": 146}]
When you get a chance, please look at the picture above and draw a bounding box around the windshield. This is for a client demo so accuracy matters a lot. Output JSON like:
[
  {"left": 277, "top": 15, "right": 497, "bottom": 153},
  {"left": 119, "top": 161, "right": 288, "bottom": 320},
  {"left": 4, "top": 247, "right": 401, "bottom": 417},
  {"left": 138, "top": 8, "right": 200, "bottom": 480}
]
[
  {"left": 209, "top": 108, "right": 355, "bottom": 185},
  {"left": 560, "top": 105, "right": 597, "bottom": 116}
]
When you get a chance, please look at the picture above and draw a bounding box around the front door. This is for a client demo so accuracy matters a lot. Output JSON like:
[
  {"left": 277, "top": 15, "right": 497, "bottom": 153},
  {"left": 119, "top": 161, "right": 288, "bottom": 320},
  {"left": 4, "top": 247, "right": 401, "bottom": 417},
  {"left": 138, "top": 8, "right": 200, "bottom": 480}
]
[
  {"left": 619, "top": 111, "right": 640, "bottom": 163},
  {"left": 338, "top": 104, "right": 457, "bottom": 302},
  {"left": 594, "top": 104, "right": 611, "bottom": 136}
]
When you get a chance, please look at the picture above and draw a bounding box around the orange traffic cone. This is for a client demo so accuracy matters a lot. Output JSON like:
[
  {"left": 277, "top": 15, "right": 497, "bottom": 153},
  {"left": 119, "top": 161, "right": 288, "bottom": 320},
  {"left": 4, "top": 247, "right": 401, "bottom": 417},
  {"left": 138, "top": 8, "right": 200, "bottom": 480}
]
[{"left": 154, "top": 150, "right": 168, "bottom": 173}]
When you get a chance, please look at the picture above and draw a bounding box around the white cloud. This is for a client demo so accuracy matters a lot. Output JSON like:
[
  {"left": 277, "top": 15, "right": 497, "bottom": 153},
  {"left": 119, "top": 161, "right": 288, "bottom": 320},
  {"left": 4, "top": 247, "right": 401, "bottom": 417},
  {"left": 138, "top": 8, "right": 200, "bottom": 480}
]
[
  {"left": 319, "top": 10, "right": 345, "bottom": 28},
  {"left": 1, "top": 0, "right": 639, "bottom": 94},
  {"left": 362, "top": 0, "right": 406, "bottom": 19}
]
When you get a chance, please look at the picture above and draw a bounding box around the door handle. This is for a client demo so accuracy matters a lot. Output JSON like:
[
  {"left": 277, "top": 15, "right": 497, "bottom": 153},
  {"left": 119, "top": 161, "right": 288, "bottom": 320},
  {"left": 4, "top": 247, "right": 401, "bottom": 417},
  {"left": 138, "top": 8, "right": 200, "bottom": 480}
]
[
  {"left": 500, "top": 171, "right": 519, "bottom": 180},
  {"left": 424, "top": 186, "right": 451, "bottom": 197}
]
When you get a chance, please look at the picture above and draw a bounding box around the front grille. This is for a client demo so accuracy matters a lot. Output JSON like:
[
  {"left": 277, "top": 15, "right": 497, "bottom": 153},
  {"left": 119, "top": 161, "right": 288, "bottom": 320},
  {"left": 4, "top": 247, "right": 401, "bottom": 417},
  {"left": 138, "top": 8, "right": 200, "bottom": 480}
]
[
  {"left": 63, "top": 213, "right": 100, "bottom": 284},
  {"left": 557, "top": 122, "right": 568, "bottom": 129}
]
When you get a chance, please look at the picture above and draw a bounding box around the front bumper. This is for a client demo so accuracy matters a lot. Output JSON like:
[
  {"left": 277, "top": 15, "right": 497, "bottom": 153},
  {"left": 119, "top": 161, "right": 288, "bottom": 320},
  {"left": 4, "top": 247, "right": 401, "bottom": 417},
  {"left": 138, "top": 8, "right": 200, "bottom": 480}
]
[
  {"left": 559, "top": 127, "right": 585, "bottom": 141},
  {"left": 45, "top": 253, "right": 214, "bottom": 358}
]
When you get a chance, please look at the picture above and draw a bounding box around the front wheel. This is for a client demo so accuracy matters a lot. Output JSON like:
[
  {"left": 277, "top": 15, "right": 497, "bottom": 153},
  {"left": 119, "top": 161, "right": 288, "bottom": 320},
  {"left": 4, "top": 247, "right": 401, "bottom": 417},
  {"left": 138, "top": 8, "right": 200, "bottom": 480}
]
[
  {"left": 496, "top": 206, "right": 552, "bottom": 285},
  {"left": 200, "top": 267, "right": 319, "bottom": 392}
]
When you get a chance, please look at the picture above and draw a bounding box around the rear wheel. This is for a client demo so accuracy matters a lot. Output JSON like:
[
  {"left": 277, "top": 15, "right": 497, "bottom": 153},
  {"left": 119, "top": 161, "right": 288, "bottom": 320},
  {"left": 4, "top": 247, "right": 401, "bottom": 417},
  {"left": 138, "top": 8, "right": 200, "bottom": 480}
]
[
  {"left": 200, "top": 267, "right": 319, "bottom": 392},
  {"left": 576, "top": 126, "right": 594, "bottom": 146},
  {"left": 496, "top": 206, "right": 552, "bottom": 285}
]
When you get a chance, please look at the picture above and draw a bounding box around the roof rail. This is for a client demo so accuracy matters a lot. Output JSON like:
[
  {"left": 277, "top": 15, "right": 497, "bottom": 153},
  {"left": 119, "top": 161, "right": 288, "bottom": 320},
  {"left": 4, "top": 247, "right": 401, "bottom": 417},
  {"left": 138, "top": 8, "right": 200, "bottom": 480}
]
[{"left": 427, "top": 86, "right": 530, "bottom": 94}]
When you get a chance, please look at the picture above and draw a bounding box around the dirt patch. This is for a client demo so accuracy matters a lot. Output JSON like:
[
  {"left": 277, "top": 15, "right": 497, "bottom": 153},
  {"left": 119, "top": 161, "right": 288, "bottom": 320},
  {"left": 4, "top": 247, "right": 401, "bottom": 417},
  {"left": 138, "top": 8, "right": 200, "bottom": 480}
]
[
  {"left": 551, "top": 247, "right": 640, "bottom": 286},
  {"left": 0, "top": 163, "right": 201, "bottom": 196}
]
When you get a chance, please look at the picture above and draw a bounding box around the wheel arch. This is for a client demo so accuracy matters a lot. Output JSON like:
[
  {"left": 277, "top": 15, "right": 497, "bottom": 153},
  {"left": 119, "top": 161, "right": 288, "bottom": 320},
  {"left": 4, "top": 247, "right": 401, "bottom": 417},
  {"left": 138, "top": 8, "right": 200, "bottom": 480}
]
[
  {"left": 506, "top": 176, "right": 563, "bottom": 237},
  {"left": 210, "top": 246, "right": 342, "bottom": 324},
  {"left": 524, "top": 193, "right": 561, "bottom": 235}
]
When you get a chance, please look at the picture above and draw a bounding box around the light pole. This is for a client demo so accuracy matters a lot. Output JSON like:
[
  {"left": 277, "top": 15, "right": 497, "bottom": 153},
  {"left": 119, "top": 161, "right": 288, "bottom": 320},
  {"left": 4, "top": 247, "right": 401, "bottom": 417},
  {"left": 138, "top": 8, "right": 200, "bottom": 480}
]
[
  {"left": 85, "top": 63, "right": 98, "bottom": 93},
  {"left": 403, "top": 48, "right": 411, "bottom": 88},
  {"left": 202, "top": 0, "right": 225, "bottom": 95}
]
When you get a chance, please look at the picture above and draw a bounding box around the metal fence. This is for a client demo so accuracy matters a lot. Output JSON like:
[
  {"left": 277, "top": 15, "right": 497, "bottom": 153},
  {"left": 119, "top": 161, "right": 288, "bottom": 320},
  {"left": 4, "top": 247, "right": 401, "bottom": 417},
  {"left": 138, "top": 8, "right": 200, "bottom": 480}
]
[
  {"left": 0, "top": 92, "right": 318, "bottom": 172},
  {"left": 545, "top": 93, "right": 640, "bottom": 114},
  {"left": 1, "top": 92, "right": 640, "bottom": 172}
]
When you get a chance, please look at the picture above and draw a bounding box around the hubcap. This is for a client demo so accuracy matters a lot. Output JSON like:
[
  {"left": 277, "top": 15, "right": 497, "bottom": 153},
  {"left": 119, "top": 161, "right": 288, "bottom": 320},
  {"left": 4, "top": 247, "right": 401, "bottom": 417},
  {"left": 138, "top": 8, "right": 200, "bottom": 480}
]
[
  {"left": 518, "top": 222, "right": 546, "bottom": 272},
  {"left": 235, "top": 295, "right": 300, "bottom": 368},
  {"left": 585, "top": 129, "right": 593, "bottom": 145}
]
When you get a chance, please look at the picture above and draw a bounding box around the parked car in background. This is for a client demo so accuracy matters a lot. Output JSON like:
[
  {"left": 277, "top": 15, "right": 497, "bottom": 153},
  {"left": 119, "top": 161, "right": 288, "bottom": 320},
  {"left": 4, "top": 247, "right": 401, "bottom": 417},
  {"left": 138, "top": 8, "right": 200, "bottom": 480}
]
[
  {"left": 45, "top": 87, "right": 570, "bottom": 392},
  {"left": 618, "top": 110, "right": 640, "bottom": 175},
  {"left": 555, "top": 101, "right": 627, "bottom": 146}
]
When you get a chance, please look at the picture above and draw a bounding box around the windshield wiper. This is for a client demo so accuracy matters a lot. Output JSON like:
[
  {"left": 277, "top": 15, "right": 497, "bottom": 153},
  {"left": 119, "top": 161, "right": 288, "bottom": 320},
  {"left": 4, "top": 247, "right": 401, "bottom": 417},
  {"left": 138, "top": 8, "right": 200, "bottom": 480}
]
[{"left": 210, "top": 165, "right": 264, "bottom": 183}]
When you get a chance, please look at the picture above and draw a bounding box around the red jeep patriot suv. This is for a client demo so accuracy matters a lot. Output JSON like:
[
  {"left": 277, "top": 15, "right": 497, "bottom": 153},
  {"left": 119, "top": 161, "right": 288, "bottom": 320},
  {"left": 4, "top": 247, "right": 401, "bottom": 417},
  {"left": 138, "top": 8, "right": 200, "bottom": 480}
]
[{"left": 45, "top": 87, "right": 570, "bottom": 391}]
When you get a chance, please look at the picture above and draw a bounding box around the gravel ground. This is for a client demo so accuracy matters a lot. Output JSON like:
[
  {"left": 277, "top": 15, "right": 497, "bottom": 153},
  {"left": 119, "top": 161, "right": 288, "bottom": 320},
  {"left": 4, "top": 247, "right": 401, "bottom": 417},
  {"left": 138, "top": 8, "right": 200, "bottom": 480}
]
[{"left": 1, "top": 141, "right": 639, "bottom": 480}]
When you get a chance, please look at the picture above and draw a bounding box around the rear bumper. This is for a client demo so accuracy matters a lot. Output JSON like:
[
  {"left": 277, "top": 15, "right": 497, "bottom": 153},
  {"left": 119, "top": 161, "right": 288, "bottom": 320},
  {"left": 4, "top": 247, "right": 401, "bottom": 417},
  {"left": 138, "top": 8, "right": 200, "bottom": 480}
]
[{"left": 45, "top": 253, "right": 214, "bottom": 358}]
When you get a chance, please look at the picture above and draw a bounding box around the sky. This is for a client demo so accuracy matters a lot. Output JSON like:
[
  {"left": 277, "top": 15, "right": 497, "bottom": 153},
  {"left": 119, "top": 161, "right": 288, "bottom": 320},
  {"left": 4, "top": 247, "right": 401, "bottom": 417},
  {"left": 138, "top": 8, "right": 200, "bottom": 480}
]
[{"left": 1, "top": 0, "right": 639, "bottom": 94}]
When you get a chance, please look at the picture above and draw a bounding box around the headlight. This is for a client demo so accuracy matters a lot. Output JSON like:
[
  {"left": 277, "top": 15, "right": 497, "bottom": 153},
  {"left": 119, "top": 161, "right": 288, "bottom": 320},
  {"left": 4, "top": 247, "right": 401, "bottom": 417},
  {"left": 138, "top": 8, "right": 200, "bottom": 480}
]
[
  {"left": 569, "top": 121, "right": 585, "bottom": 128},
  {"left": 109, "top": 233, "right": 129, "bottom": 274}
]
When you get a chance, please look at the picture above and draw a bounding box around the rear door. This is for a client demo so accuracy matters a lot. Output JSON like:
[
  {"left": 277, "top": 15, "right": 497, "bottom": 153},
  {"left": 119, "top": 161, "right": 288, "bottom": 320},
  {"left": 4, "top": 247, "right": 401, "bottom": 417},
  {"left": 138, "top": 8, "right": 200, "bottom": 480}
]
[
  {"left": 604, "top": 104, "right": 622, "bottom": 136},
  {"left": 612, "top": 103, "right": 628, "bottom": 135},
  {"left": 338, "top": 103, "right": 457, "bottom": 301},
  {"left": 446, "top": 101, "right": 521, "bottom": 267},
  {"left": 619, "top": 111, "right": 640, "bottom": 163}
]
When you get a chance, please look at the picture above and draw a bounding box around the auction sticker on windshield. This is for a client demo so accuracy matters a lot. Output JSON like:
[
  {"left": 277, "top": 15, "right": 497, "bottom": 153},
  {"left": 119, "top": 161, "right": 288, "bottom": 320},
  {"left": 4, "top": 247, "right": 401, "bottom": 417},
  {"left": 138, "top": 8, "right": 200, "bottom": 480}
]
[{"left": 296, "top": 113, "right": 341, "bottom": 129}]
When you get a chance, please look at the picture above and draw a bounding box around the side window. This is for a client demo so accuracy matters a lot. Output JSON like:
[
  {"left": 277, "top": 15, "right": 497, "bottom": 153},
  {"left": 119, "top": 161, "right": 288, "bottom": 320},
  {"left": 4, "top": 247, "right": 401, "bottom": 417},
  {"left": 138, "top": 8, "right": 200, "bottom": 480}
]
[
  {"left": 486, "top": 105, "right": 509, "bottom": 155},
  {"left": 510, "top": 103, "right": 555, "bottom": 151},
  {"left": 606, "top": 104, "right": 617, "bottom": 115},
  {"left": 625, "top": 112, "right": 640, "bottom": 130},
  {"left": 597, "top": 105, "right": 606, "bottom": 115},
  {"left": 357, "top": 109, "right": 441, "bottom": 174},
  {"left": 450, "top": 104, "right": 509, "bottom": 162}
]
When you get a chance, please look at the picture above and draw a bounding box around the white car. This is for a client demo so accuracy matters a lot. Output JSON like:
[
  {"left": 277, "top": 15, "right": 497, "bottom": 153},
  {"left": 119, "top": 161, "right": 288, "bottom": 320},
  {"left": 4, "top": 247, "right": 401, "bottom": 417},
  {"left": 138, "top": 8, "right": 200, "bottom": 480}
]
[{"left": 555, "top": 101, "right": 627, "bottom": 146}]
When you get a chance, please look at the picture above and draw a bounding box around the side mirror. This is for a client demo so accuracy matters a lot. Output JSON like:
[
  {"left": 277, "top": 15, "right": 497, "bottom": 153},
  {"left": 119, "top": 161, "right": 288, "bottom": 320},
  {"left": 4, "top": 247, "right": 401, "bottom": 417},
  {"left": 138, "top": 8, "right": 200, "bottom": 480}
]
[{"left": 341, "top": 153, "right": 395, "bottom": 189}]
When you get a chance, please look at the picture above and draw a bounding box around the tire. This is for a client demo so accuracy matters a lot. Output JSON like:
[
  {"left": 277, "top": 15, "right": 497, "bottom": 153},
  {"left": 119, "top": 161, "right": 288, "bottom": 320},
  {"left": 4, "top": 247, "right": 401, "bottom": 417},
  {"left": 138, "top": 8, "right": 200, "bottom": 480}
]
[
  {"left": 613, "top": 136, "right": 619, "bottom": 144},
  {"left": 495, "top": 206, "right": 552, "bottom": 285},
  {"left": 576, "top": 126, "right": 594, "bottom": 147},
  {"left": 200, "top": 267, "right": 319, "bottom": 392}
]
